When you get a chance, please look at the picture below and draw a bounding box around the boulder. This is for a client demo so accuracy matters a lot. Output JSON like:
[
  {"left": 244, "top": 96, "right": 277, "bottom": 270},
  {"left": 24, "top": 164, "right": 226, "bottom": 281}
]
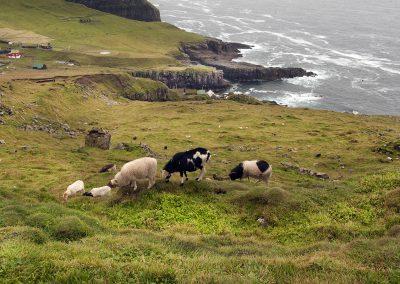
[{"left": 85, "top": 128, "right": 111, "bottom": 150}]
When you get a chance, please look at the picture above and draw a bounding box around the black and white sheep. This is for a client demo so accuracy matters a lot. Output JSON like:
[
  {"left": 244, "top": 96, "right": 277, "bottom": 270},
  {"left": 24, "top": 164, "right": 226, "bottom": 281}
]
[
  {"left": 229, "top": 160, "right": 272, "bottom": 186},
  {"left": 83, "top": 186, "right": 112, "bottom": 197},
  {"left": 63, "top": 180, "right": 84, "bottom": 202},
  {"left": 163, "top": 147, "right": 211, "bottom": 186},
  {"left": 108, "top": 157, "right": 157, "bottom": 190}
]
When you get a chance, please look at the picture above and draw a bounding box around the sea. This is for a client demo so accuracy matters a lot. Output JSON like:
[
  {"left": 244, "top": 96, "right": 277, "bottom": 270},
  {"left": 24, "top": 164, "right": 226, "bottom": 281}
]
[{"left": 153, "top": 0, "right": 400, "bottom": 115}]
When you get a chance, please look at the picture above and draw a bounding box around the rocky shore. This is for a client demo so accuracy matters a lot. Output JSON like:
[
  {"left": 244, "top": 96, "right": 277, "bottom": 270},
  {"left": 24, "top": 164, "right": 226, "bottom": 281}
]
[{"left": 181, "top": 38, "right": 316, "bottom": 83}]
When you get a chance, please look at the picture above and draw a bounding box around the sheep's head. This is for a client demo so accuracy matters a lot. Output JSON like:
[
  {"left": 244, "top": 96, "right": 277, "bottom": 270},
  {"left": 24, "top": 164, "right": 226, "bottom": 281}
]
[
  {"left": 162, "top": 170, "right": 172, "bottom": 181},
  {"left": 229, "top": 163, "right": 244, "bottom": 180},
  {"left": 108, "top": 179, "right": 118, "bottom": 188}
]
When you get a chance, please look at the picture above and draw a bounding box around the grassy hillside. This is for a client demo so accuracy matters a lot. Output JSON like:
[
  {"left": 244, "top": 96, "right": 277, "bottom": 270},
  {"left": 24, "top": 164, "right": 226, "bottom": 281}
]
[
  {"left": 0, "top": 76, "right": 399, "bottom": 282},
  {"left": 0, "top": 0, "right": 203, "bottom": 70}
]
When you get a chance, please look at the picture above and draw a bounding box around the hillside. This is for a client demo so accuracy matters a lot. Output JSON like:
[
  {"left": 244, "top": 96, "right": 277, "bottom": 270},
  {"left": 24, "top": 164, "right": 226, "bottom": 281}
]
[
  {"left": 0, "top": 1, "right": 400, "bottom": 283},
  {"left": 0, "top": 0, "right": 202, "bottom": 73}
]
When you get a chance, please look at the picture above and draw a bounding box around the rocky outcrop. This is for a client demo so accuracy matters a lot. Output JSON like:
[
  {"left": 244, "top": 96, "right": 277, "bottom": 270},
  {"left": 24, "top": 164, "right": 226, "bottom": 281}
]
[
  {"left": 75, "top": 74, "right": 178, "bottom": 102},
  {"left": 66, "top": 0, "right": 161, "bottom": 22},
  {"left": 85, "top": 128, "right": 111, "bottom": 150},
  {"left": 131, "top": 69, "right": 230, "bottom": 90},
  {"left": 181, "top": 38, "right": 316, "bottom": 82}
]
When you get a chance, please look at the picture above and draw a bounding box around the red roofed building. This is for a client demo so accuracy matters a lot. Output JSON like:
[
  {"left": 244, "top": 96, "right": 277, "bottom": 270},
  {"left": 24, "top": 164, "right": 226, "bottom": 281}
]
[{"left": 7, "top": 52, "right": 22, "bottom": 59}]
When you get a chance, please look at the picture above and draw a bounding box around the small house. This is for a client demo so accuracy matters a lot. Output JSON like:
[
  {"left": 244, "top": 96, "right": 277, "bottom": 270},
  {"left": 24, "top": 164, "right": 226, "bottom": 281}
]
[
  {"left": 7, "top": 52, "right": 22, "bottom": 59},
  {"left": 33, "top": 63, "right": 47, "bottom": 70},
  {"left": 197, "top": 90, "right": 206, "bottom": 96}
]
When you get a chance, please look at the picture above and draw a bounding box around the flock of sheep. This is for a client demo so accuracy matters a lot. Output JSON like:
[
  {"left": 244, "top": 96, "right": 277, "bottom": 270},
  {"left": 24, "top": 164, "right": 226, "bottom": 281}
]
[{"left": 63, "top": 147, "right": 273, "bottom": 202}]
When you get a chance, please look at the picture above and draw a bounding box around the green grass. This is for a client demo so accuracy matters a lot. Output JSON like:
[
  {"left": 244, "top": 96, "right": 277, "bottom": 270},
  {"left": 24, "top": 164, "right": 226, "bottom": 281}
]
[{"left": 0, "top": 75, "right": 399, "bottom": 282}]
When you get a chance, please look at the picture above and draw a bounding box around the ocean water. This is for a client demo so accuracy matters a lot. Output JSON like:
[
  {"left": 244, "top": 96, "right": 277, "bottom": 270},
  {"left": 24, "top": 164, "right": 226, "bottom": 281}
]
[{"left": 153, "top": 0, "right": 400, "bottom": 115}]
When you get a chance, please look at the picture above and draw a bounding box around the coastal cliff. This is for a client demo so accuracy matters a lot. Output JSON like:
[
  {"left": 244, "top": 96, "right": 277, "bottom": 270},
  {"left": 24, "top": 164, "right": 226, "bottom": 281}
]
[
  {"left": 66, "top": 0, "right": 161, "bottom": 22},
  {"left": 181, "top": 38, "right": 315, "bottom": 82},
  {"left": 132, "top": 69, "right": 230, "bottom": 90}
]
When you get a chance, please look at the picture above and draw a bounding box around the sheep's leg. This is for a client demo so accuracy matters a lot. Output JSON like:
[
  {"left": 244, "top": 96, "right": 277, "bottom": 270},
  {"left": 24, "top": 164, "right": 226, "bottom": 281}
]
[
  {"left": 147, "top": 177, "right": 155, "bottom": 189},
  {"left": 180, "top": 172, "right": 185, "bottom": 186},
  {"left": 196, "top": 166, "right": 206, "bottom": 181},
  {"left": 132, "top": 180, "right": 138, "bottom": 191},
  {"left": 184, "top": 172, "right": 188, "bottom": 181},
  {"left": 165, "top": 173, "right": 171, "bottom": 183}
]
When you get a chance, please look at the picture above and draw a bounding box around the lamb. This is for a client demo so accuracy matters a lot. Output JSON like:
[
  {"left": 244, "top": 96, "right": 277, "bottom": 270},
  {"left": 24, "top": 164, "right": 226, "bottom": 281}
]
[
  {"left": 83, "top": 186, "right": 112, "bottom": 197},
  {"left": 163, "top": 147, "right": 211, "bottom": 186},
  {"left": 63, "top": 180, "right": 84, "bottom": 202},
  {"left": 229, "top": 160, "right": 272, "bottom": 186},
  {"left": 108, "top": 157, "right": 157, "bottom": 191}
]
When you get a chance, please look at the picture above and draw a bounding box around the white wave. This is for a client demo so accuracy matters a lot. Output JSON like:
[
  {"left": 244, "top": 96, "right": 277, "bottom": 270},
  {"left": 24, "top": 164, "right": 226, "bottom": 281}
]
[
  {"left": 277, "top": 92, "right": 322, "bottom": 106},
  {"left": 284, "top": 70, "right": 331, "bottom": 88}
]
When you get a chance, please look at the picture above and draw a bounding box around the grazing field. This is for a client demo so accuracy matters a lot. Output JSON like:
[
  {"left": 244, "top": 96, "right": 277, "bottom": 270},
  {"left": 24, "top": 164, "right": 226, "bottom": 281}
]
[{"left": 0, "top": 76, "right": 399, "bottom": 282}]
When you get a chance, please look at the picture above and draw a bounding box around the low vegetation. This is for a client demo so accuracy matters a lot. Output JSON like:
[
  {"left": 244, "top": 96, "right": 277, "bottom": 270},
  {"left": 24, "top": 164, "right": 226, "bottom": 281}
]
[{"left": 0, "top": 76, "right": 399, "bottom": 282}]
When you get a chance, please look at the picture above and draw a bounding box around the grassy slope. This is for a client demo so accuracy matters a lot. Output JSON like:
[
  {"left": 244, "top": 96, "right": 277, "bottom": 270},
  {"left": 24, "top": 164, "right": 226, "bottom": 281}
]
[
  {"left": 0, "top": 0, "right": 203, "bottom": 70},
  {"left": 0, "top": 77, "right": 399, "bottom": 282}
]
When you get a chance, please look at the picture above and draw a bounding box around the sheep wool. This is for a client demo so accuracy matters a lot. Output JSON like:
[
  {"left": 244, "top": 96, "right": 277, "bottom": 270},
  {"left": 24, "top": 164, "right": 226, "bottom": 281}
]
[
  {"left": 229, "top": 160, "right": 272, "bottom": 186},
  {"left": 109, "top": 157, "right": 157, "bottom": 190},
  {"left": 63, "top": 180, "right": 85, "bottom": 202},
  {"left": 83, "top": 186, "right": 112, "bottom": 197}
]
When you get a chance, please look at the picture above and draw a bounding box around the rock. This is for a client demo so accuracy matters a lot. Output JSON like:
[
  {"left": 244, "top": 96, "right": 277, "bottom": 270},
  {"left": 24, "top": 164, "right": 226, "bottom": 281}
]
[
  {"left": 85, "top": 128, "right": 111, "bottom": 150},
  {"left": 139, "top": 142, "right": 159, "bottom": 158},
  {"left": 375, "top": 140, "right": 400, "bottom": 157},
  {"left": 315, "top": 153, "right": 322, "bottom": 158},
  {"left": 181, "top": 38, "right": 315, "bottom": 83},
  {"left": 226, "top": 93, "right": 262, "bottom": 105},
  {"left": 164, "top": 145, "right": 168, "bottom": 150},
  {"left": 132, "top": 136, "right": 138, "bottom": 141},
  {"left": 114, "top": 143, "right": 134, "bottom": 151},
  {"left": 66, "top": 0, "right": 161, "bottom": 22},
  {"left": 212, "top": 174, "right": 228, "bottom": 181},
  {"left": 0, "top": 139, "right": 5, "bottom": 145},
  {"left": 281, "top": 162, "right": 330, "bottom": 180},
  {"left": 132, "top": 69, "right": 230, "bottom": 90},
  {"left": 314, "top": 172, "right": 330, "bottom": 180},
  {"left": 257, "top": 217, "right": 267, "bottom": 227},
  {"left": 0, "top": 103, "right": 13, "bottom": 116}
]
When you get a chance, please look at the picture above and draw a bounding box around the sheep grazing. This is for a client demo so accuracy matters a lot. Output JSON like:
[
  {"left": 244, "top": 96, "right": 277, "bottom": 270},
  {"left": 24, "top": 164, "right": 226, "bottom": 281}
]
[
  {"left": 99, "top": 163, "right": 117, "bottom": 173},
  {"left": 63, "top": 180, "right": 84, "bottom": 202},
  {"left": 229, "top": 160, "right": 272, "bottom": 186},
  {"left": 83, "top": 186, "right": 112, "bottom": 197},
  {"left": 163, "top": 147, "right": 211, "bottom": 186},
  {"left": 108, "top": 157, "right": 157, "bottom": 191}
]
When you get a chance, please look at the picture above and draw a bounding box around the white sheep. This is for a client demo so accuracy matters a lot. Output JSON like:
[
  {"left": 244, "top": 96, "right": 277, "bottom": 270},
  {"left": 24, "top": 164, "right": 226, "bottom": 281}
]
[
  {"left": 229, "top": 160, "right": 272, "bottom": 186},
  {"left": 109, "top": 157, "right": 157, "bottom": 190},
  {"left": 63, "top": 180, "right": 84, "bottom": 202},
  {"left": 83, "top": 186, "right": 112, "bottom": 197}
]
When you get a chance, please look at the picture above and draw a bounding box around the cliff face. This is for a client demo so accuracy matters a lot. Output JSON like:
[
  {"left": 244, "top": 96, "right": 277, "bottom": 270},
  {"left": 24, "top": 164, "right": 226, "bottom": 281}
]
[
  {"left": 181, "top": 38, "right": 315, "bottom": 82},
  {"left": 132, "top": 69, "right": 230, "bottom": 90},
  {"left": 66, "top": 0, "right": 161, "bottom": 22}
]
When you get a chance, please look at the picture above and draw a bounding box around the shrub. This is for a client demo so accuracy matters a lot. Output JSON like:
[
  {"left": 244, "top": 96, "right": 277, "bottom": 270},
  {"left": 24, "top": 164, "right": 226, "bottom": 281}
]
[
  {"left": 385, "top": 188, "right": 400, "bottom": 213},
  {"left": 387, "top": 225, "right": 400, "bottom": 237},
  {"left": 0, "top": 226, "right": 48, "bottom": 244},
  {"left": 51, "top": 216, "right": 91, "bottom": 242},
  {"left": 233, "top": 188, "right": 290, "bottom": 207}
]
